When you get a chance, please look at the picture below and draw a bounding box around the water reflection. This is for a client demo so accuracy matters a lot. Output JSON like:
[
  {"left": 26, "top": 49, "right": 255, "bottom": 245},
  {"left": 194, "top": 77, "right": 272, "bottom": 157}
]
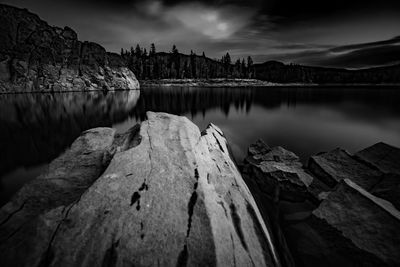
[{"left": 1, "top": 87, "right": 400, "bottom": 205}]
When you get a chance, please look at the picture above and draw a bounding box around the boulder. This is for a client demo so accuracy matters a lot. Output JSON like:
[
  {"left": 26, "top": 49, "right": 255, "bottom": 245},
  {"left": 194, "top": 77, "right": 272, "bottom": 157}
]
[
  {"left": 0, "top": 112, "right": 280, "bottom": 267},
  {"left": 355, "top": 142, "right": 400, "bottom": 175},
  {"left": 289, "top": 179, "right": 400, "bottom": 267},
  {"left": 370, "top": 173, "right": 400, "bottom": 210},
  {"left": 308, "top": 148, "right": 383, "bottom": 190},
  {"left": 0, "top": 4, "right": 139, "bottom": 93},
  {"left": 244, "top": 139, "right": 314, "bottom": 203},
  {"left": 242, "top": 139, "right": 316, "bottom": 267},
  {"left": 244, "top": 141, "right": 400, "bottom": 267}
]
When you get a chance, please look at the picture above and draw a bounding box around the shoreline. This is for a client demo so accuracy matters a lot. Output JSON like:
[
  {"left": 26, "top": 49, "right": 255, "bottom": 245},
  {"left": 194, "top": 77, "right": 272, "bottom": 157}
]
[
  {"left": 140, "top": 78, "right": 400, "bottom": 88},
  {"left": 1, "top": 80, "right": 400, "bottom": 94},
  {"left": 0, "top": 88, "right": 141, "bottom": 95}
]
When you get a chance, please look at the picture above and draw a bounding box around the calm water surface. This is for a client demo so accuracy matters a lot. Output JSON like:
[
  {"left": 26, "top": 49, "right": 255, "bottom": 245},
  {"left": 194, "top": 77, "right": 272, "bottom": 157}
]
[{"left": 1, "top": 87, "right": 400, "bottom": 205}]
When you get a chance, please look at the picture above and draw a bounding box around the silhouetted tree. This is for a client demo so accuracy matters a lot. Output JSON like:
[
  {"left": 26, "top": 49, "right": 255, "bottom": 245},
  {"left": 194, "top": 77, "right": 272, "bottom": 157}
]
[
  {"left": 150, "top": 43, "right": 156, "bottom": 56},
  {"left": 172, "top": 45, "right": 178, "bottom": 54}
]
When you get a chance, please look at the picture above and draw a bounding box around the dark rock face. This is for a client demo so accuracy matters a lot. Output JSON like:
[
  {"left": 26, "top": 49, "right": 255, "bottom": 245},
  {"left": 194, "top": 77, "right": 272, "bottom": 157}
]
[
  {"left": 311, "top": 179, "right": 400, "bottom": 267},
  {"left": 0, "top": 112, "right": 280, "bottom": 267},
  {"left": 354, "top": 142, "right": 400, "bottom": 210},
  {"left": 243, "top": 140, "right": 400, "bottom": 267},
  {"left": 242, "top": 140, "right": 311, "bottom": 267},
  {"left": 308, "top": 148, "right": 382, "bottom": 190},
  {"left": 0, "top": 4, "right": 139, "bottom": 93},
  {"left": 355, "top": 142, "right": 400, "bottom": 175}
]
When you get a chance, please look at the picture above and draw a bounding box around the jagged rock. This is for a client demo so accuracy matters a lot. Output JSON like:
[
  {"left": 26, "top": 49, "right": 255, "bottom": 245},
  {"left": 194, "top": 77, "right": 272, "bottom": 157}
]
[
  {"left": 0, "top": 112, "right": 279, "bottom": 267},
  {"left": 242, "top": 139, "right": 316, "bottom": 267},
  {"left": 288, "top": 179, "right": 400, "bottom": 267},
  {"left": 308, "top": 148, "right": 383, "bottom": 190},
  {"left": 354, "top": 143, "right": 400, "bottom": 209},
  {"left": 355, "top": 142, "right": 400, "bottom": 175},
  {"left": 0, "top": 4, "right": 139, "bottom": 93},
  {"left": 244, "top": 141, "right": 400, "bottom": 267},
  {"left": 244, "top": 139, "right": 314, "bottom": 203}
]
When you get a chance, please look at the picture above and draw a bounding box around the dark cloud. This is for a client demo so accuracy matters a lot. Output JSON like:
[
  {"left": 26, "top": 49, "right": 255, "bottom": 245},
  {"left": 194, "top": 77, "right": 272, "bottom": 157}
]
[
  {"left": 1, "top": 0, "right": 399, "bottom": 69},
  {"left": 255, "top": 37, "right": 400, "bottom": 69},
  {"left": 330, "top": 36, "right": 400, "bottom": 53}
]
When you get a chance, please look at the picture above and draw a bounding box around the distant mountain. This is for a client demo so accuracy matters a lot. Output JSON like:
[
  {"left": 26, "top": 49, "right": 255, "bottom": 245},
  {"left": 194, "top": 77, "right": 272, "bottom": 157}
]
[
  {"left": 0, "top": 4, "right": 139, "bottom": 93},
  {"left": 253, "top": 60, "right": 400, "bottom": 84}
]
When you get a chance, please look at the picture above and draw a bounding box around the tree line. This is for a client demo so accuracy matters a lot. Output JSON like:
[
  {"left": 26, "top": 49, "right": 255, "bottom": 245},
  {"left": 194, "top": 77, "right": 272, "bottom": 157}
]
[{"left": 120, "top": 44, "right": 255, "bottom": 80}]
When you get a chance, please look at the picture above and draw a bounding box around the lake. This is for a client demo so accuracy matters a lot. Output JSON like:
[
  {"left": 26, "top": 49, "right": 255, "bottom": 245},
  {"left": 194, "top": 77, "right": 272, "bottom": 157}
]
[{"left": 1, "top": 86, "right": 400, "bottom": 206}]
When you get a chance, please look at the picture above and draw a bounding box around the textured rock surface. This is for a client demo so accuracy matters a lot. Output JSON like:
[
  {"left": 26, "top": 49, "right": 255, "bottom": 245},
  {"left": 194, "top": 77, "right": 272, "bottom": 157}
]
[
  {"left": 0, "top": 4, "right": 139, "bottom": 93},
  {"left": 242, "top": 139, "right": 314, "bottom": 267},
  {"left": 243, "top": 141, "right": 400, "bottom": 267},
  {"left": 0, "top": 127, "right": 119, "bottom": 265},
  {"left": 355, "top": 142, "right": 400, "bottom": 175},
  {"left": 0, "top": 112, "right": 279, "bottom": 267},
  {"left": 305, "top": 179, "right": 400, "bottom": 267},
  {"left": 308, "top": 148, "right": 383, "bottom": 190},
  {"left": 370, "top": 173, "right": 400, "bottom": 210}
]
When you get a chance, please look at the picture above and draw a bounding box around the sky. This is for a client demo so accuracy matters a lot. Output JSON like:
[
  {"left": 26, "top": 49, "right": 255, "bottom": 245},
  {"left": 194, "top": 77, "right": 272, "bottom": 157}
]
[{"left": 1, "top": 0, "right": 400, "bottom": 68}]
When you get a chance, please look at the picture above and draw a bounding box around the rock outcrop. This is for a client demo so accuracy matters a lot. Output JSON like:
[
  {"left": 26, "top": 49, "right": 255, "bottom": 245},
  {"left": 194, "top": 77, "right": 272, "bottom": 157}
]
[
  {"left": 0, "top": 90, "right": 141, "bottom": 187},
  {"left": 0, "top": 112, "right": 280, "bottom": 267},
  {"left": 0, "top": 4, "right": 139, "bottom": 93},
  {"left": 243, "top": 140, "right": 400, "bottom": 267}
]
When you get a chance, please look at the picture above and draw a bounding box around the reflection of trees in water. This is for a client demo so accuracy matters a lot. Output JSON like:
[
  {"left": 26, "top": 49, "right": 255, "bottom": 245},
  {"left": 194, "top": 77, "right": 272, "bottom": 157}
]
[
  {"left": 1, "top": 86, "right": 399, "bottom": 180},
  {"left": 0, "top": 91, "right": 140, "bottom": 178},
  {"left": 130, "top": 88, "right": 254, "bottom": 121},
  {"left": 130, "top": 87, "right": 400, "bottom": 122}
]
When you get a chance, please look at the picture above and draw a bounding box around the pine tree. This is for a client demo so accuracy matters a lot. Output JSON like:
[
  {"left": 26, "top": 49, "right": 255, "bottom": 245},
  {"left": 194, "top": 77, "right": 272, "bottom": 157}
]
[
  {"left": 135, "top": 44, "right": 142, "bottom": 57},
  {"left": 247, "top": 56, "right": 254, "bottom": 78},
  {"left": 172, "top": 44, "right": 178, "bottom": 54},
  {"left": 150, "top": 43, "right": 156, "bottom": 56}
]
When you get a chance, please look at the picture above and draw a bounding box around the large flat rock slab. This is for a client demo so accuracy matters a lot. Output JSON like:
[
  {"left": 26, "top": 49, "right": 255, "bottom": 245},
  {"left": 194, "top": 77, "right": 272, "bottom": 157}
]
[
  {"left": 285, "top": 179, "right": 400, "bottom": 267},
  {"left": 308, "top": 148, "right": 383, "bottom": 190},
  {"left": 311, "top": 179, "right": 400, "bottom": 266},
  {"left": 0, "top": 112, "right": 279, "bottom": 267},
  {"left": 370, "top": 173, "right": 400, "bottom": 210},
  {"left": 355, "top": 142, "right": 400, "bottom": 175}
]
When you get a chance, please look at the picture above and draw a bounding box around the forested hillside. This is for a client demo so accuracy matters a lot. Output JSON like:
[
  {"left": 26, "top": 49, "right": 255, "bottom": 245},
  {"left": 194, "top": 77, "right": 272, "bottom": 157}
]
[
  {"left": 121, "top": 44, "right": 255, "bottom": 79},
  {"left": 121, "top": 44, "right": 400, "bottom": 84}
]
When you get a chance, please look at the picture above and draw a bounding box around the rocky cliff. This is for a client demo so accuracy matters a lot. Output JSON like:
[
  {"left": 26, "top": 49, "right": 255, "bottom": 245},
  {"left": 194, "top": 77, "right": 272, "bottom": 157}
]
[
  {"left": 0, "top": 112, "right": 280, "bottom": 267},
  {"left": 0, "top": 4, "right": 139, "bottom": 93}
]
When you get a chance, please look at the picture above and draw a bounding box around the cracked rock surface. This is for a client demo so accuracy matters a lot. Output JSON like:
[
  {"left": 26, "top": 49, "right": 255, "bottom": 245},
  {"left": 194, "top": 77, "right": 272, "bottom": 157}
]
[
  {"left": 243, "top": 140, "right": 400, "bottom": 267},
  {"left": 0, "top": 112, "right": 279, "bottom": 267},
  {"left": 0, "top": 4, "right": 139, "bottom": 93}
]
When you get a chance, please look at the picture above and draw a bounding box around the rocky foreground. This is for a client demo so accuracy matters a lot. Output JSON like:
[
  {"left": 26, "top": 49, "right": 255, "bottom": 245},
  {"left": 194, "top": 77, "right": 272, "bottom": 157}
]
[
  {"left": 242, "top": 140, "right": 400, "bottom": 267},
  {"left": 0, "top": 4, "right": 139, "bottom": 93},
  {"left": 0, "top": 112, "right": 399, "bottom": 267},
  {"left": 0, "top": 112, "right": 279, "bottom": 267}
]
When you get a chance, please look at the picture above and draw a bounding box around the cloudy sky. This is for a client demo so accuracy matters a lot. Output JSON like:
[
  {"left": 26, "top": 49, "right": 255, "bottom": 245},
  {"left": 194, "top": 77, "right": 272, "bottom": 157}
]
[{"left": 2, "top": 0, "right": 400, "bottom": 68}]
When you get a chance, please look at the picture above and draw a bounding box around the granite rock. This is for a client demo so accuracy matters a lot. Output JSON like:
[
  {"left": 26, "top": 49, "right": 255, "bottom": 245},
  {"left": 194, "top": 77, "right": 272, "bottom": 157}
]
[
  {"left": 308, "top": 148, "right": 383, "bottom": 190},
  {"left": 355, "top": 142, "right": 400, "bottom": 175},
  {"left": 0, "top": 4, "right": 139, "bottom": 93},
  {"left": 0, "top": 112, "right": 280, "bottom": 267}
]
